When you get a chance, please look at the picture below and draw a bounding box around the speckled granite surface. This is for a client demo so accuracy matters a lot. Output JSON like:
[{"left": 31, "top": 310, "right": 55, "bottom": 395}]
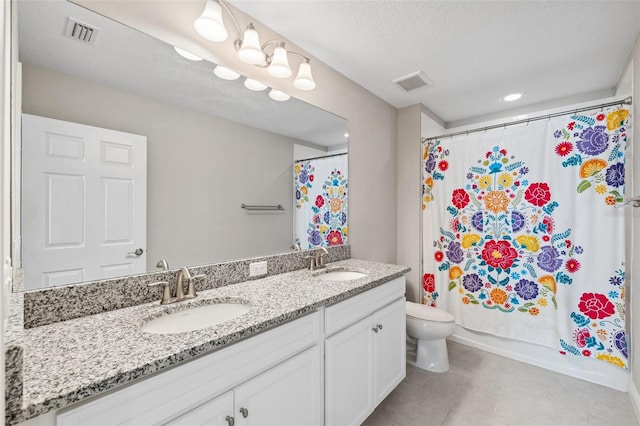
[
  {"left": 6, "top": 258, "right": 408, "bottom": 425},
  {"left": 23, "top": 245, "right": 350, "bottom": 328}
]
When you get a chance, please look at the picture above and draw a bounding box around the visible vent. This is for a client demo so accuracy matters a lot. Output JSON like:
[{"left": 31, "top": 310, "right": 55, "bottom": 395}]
[
  {"left": 64, "top": 17, "right": 99, "bottom": 45},
  {"left": 392, "top": 71, "right": 432, "bottom": 92}
]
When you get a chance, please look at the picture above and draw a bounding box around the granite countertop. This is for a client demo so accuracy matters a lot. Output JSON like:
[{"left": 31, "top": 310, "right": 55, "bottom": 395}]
[{"left": 6, "top": 259, "right": 409, "bottom": 423}]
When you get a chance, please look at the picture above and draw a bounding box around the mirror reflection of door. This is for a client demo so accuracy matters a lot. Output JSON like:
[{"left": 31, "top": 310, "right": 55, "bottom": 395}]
[{"left": 21, "top": 114, "right": 147, "bottom": 290}]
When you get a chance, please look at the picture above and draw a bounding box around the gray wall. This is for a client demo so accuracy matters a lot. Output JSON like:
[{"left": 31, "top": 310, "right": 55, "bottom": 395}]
[
  {"left": 73, "top": 0, "right": 399, "bottom": 265},
  {"left": 22, "top": 64, "right": 296, "bottom": 270}
]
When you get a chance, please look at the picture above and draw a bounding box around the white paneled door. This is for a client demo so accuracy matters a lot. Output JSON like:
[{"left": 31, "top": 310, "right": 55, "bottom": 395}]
[{"left": 21, "top": 114, "right": 146, "bottom": 290}]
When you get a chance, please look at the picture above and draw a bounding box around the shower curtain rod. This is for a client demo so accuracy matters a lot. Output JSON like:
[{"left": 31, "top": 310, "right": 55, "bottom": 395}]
[
  {"left": 424, "top": 96, "right": 632, "bottom": 142},
  {"left": 295, "top": 152, "right": 347, "bottom": 163}
]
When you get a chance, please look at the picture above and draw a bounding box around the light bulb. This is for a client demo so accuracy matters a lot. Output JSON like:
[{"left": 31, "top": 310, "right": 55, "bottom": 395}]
[
  {"left": 267, "top": 43, "right": 292, "bottom": 78},
  {"left": 213, "top": 65, "right": 240, "bottom": 81},
  {"left": 174, "top": 47, "right": 202, "bottom": 61},
  {"left": 194, "top": 0, "right": 228, "bottom": 42},
  {"left": 269, "top": 89, "right": 290, "bottom": 102},
  {"left": 237, "top": 24, "right": 266, "bottom": 65},
  {"left": 293, "top": 60, "right": 316, "bottom": 90},
  {"left": 244, "top": 78, "right": 268, "bottom": 91}
]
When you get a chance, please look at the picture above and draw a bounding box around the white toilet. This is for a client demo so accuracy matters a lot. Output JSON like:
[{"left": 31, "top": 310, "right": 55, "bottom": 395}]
[{"left": 406, "top": 301, "right": 456, "bottom": 372}]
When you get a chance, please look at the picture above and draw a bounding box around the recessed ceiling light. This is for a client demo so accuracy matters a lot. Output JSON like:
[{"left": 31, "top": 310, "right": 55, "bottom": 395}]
[
  {"left": 174, "top": 46, "right": 202, "bottom": 61},
  {"left": 501, "top": 92, "right": 523, "bottom": 102}
]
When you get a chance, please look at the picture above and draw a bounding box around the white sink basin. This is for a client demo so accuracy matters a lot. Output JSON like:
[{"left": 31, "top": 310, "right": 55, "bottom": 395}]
[
  {"left": 142, "top": 302, "right": 251, "bottom": 335},
  {"left": 315, "top": 270, "right": 367, "bottom": 281}
]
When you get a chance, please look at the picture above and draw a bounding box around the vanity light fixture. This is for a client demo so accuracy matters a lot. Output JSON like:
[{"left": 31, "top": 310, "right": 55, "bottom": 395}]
[
  {"left": 213, "top": 64, "right": 240, "bottom": 80},
  {"left": 174, "top": 46, "right": 203, "bottom": 61},
  {"left": 194, "top": 0, "right": 316, "bottom": 91},
  {"left": 269, "top": 89, "right": 290, "bottom": 102},
  {"left": 244, "top": 78, "right": 268, "bottom": 91}
]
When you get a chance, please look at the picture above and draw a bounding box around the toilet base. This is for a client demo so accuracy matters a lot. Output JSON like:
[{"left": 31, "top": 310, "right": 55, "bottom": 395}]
[{"left": 410, "top": 338, "right": 450, "bottom": 373}]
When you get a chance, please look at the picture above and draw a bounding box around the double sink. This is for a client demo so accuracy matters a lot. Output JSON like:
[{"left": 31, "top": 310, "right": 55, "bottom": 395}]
[{"left": 142, "top": 268, "right": 367, "bottom": 335}]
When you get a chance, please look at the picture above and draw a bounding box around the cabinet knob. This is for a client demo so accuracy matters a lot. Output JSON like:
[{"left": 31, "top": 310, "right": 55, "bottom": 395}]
[
  {"left": 225, "top": 416, "right": 235, "bottom": 426},
  {"left": 377, "top": 323, "right": 383, "bottom": 330},
  {"left": 372, "top": 326, "right": 379, "bottom": 333},
  {"left": 240, "top": 407, "right": 249, "bottom": 418}
]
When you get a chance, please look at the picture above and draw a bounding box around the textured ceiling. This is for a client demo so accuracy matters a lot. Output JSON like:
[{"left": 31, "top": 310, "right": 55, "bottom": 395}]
[
  {"left": 230, "top": 0, "right": 640, "bottom": 126},
  {"left": 18, "top": 1, "right": 348, "bottom": 148}
]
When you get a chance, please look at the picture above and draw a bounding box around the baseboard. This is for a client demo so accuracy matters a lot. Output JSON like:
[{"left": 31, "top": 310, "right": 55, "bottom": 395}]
[
  {"left": 449, "top": 330, "right": 629, "bottom": 392},
  {"left": 629, "top": 381, "right": 640, "bottom": 424}
]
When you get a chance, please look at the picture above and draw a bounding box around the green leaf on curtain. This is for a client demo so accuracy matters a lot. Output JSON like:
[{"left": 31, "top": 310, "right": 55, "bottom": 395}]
[
  {"left": 609, "top": 144, "right": 620, "bottom": 162},
  {"left": 523, "top": 262, "right": 537, "bottom": 278},
  {"left": 552, "top": 296, "right": 558, "bottom": 309},
  {"left": 448, "top": 281, "right": 457, "bottom": 291},
  {"left": 562, "top": 129, "right": 571, "bottom": 139},
  {"left": 440, "top": 228, "right": 456, "bottom": 241},
  {"left": 560, "top": 339, "right": 581, "bottom": 355},
  {"left": 511, "top": 189, "right": 523, "bottom": 207},
  {"left": 571, "top": 114, "right": 596, "bottom": 126},
  {"left": 577, "top": 180, "right": 591, "bottom": 193},
  {"left": 505, "top": 161, "right": 523, "bottom": 171},
  {"left": 487, "top": 275, "right": 497, "bottom": 285},
  {"left": 499, "top": 277, "right": 510, "bottom": 286},
  {"left": 552, "top": 229, "right": 571, "bottom": 243}
]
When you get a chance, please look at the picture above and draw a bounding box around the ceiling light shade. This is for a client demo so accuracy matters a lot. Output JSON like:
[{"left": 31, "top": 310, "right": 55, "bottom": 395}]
[
  {"left": 267, "top": 43, "right": 292, "bottom": 78},
  {"left": 269, "top": 89, "right": 290, "bottom": 102},
  {"left": 502, "top": 92, "right": 523, "bottom": 102},
  {"left": 244, "top": 78, "right": 268, "bottom": 91},
  {"left": 238, "top": 24, "right": 266, "bottom": 65},
  {"left": 174, "top": 46, "right": 203, "bottom": 61},
  {"left": 293, "top": 60, "right": 316, "bottom": 90},
  {"left": 194, "top": 0, "right": 228, "bottom": 42},
  {"left": 213, "top": 65, "right": 240, "bottom": 80}
]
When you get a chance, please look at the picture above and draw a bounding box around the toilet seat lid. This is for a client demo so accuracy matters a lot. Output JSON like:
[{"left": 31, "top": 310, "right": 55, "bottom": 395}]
[{"left": 406, "top": 301, "right": 454, "bottom": 322}]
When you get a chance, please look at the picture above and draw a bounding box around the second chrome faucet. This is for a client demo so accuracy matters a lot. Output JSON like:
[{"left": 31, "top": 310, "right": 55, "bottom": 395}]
[{"left": 149, "top": 267, "right": 206, "bottom": 305}]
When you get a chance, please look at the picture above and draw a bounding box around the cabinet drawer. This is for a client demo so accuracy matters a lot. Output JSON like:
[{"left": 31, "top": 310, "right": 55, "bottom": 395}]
[
  {"left": 57, "top": 312, "right": 321, "bottom": 425},
  {"left": 324, "top": 277, "right": 405, "bottom": 336}
]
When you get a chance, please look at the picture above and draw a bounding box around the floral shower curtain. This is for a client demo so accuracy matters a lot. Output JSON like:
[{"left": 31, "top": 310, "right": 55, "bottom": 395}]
[
  {"left": 294, "top": 154, "right": 348, "bottom": 249},
  {"left": 422, "top": 106, "right": 630, "bottom": 369}
]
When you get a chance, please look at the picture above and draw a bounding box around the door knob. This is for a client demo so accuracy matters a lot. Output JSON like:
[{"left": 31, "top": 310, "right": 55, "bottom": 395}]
[
  {"left": 239, "top": 407, "right": 249, "bottom": 418},
  {"left": 372, "top": 326, "right": 379, "bottom": 333},
  {"left": 128, "top": 248, "right": 144, "bottom": 256},
  {"left": 225, "top": 415, "right": 235, "bottom": 426},
  {"left": 377, "top": 323, "right": 383, "bottom": 330}
]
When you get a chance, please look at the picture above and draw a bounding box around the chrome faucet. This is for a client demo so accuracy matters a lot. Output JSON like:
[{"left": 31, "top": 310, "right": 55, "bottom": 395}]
[
  {"left": 149, "top": 267, "right": 206, "bottom": 305},
  {"left": 305, "top": 247, "right": 329, "bottom": 271}
]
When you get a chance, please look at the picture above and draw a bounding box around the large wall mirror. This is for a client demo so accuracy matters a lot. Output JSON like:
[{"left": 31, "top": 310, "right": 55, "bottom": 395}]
[{"left": 14, "top": 0, "right": 349, "bottom": 291}]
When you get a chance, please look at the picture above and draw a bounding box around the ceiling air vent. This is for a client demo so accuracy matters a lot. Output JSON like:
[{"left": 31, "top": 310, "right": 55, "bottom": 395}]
[
  {"left": 64, "top": 17, "right": 99, "bottom": 45},
  {"left": 392, "top": 71, "right": 432, "bottom": 92}
]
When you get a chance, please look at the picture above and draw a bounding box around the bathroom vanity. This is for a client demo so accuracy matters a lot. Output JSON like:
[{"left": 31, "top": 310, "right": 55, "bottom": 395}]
[{"left": 6, "top": 259, "right": 409, "bottom": 425}]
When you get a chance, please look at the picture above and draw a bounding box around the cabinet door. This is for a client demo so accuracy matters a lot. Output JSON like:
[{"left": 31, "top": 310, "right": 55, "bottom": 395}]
[
  {"left": 373, "top": 298, "right": 406, "bottom": 404},
  {"left": 325, "top": 314, "right": 375, "bottom": 426},
  {"left": 234, "top": 346, "right": 322, "bottom": 426},
  {"left": 165, "top": 391, "right": 234, "bottom": 426}
]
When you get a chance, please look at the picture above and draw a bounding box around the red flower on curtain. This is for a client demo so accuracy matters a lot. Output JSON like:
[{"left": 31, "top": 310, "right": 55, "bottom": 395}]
[
  {"left": 451, "top": 189, "right": 470, "bottom": 209},
  {"left": 326, "top": 230, "right": 343, "bottom": 246},
  {"left": 423, "top": 273, "right": 435, "bottom": 293},
  {"left": 315, "top": 195, "right": 325, "bottom": 208},
  {"left": 481, "top": 240, "right": 518, "bottom": 269},
  {"left": 578, "top": 293, "right": 616, "bottom": 319},
  {"left": 524, "top": 182, "right": 552, "bottom": 206}
]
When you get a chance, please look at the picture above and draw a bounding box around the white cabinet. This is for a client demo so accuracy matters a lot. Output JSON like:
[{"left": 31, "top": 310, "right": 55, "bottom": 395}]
[
  {"left": 324, "top": 278, "right": 406, "bottom": 426},
  {"left": 167, "top": 346, "right": 322, "bottom": 426}
]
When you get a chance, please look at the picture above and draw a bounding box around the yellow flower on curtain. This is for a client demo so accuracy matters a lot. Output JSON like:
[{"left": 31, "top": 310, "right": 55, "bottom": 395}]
[
  {"left": 606, "top": 109, "right": 629, "bottom": 131},
  {"left": 449, "top": 266, "right": 463, "bottom": 280},
  {"left": 498, "top": 173, "right": 513, "bottom": 187},
  {"left": 579, "top": 159, "right": 607, "bottom": 178},
  {"left": 597, "top": 354, "right": 626, "bottom": 368},
  {"left": 478, "top": 175, "right": 492, "bottom": 190},
  {"left": 330, "top": 198, "right": 343, "bottom": 213},
  {"left": 461, "top": 233, "right": 481, "bottom": 248},
  {"left": 484, "top": 190, "right": 509, "bottom": 214},
  {"left": 516, "top": 235, "right": 540, "bottom": 252}
]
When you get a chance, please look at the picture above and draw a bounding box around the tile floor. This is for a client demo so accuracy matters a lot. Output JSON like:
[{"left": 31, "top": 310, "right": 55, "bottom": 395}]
[{"left": 363, "top": 341, "right": 638, "bottom": 426}]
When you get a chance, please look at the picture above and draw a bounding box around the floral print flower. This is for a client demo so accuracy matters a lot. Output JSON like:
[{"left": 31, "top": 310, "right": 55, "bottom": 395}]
[
  {"left": 434, "top": 251, "right": 444, "bottom": 262},
  {"left": 524, "top": 182, "right": 551, "bottom": 207},
  {"left": 605, "top": 163, "right": 624, "bottom": 187},
  {"left": 579, "top": 159, "right": 607, "bottom": 178},
  {"left": 463, "top": 274, "right": 483, "bottom": 292},
  {"left": 330, "top": 197, "right": 343, "bottom": 213},
  {"left": 595, "top": 184, "right": 607, "bottom": 194},
  {"left": 452, "top": 189, "right": 470, "bottom": 209},
  {"left": 484, "top": 190, "right": 510, "bottom": 213},
  {"left": 511, "top": 211, "right": 526, "bottom": 232},
  {"left": 478, "top": 175, "right": 492, "bottom": 190},
  {"left": 537, "top": 298, "right": 548, "bottom": 307},
  {"left": 578, "top": 293, "right": 616, "bottom": 319},
  {"left": 576, "top": 126, "right": 609, "bottom": 155},
  {"left": 609, "top": 276, "right": 622, "bottom": 286},
  {"left": 423, "top": 273, "right": 435, "bottom": 293},
  {"left": 565, "top": 259, "right": 581, "bottom": 273},
  {"left": 462, "top": 233, "right": 481, "bottom": 249},
  {"left": 555, "top": 142, "right": 573, "bottom": 157},
  {"left": 490, "top": 288, "right": 508, "bottom": 305},
  {"left": 537, "top": 246, "right": 562, "bottom": 272},
  {"left": 481, "top": 240, "right": 518, "bottom": 270},
  {"left": 326, "top": 230, "right": 343, "bottom": 245},
  {"left": 605, "top": 196, "right": 616, "bottom": 206},
  {"left": 315, "top": 195, "right": 325, "bottom": 208},
  {"left": 606, "top": 109, "right": 629, "bottom": 131},
  {"left": 449, "top": 266, "right": 463, "bottom": 280},
  {"left": 309, "top": 230, "right": 322, "bottom": 246},
  {"left": 498, "top": 173, "right": 513, "bottom": 187},
  {"left": 515, "top": 279, "right": 539, "bottom": 300},
  {"left": 425, "top": 152, "right": 436, "bottom": 173},
  {"left": 446, "top": 241, "right": 464, "bottom": 264},
  {"left": 528, "top": 307, "right": 540, "bottom": 316},
  {"left": 515, "top": 235, "right": 540, "bottom": 252},
  {"left": 471, "top": 212, "right": 484, "bottom": 231},
  {"left": 438, "top": 160, "right": 449, "bottom": 171}
]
